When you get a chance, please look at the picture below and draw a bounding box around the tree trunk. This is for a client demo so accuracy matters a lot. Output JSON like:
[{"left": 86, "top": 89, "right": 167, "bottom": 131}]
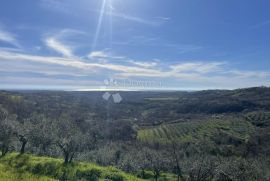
[
  {"left": 58, "top": 143, "right": 74, "bottom": 165},
  {"left": 1, "top": 146, "right": 8, "bottom": 157},
  {"left": 176, "top": 163, "right": 183, "bottom": 181},
  {"left": 64, "top": 152, "right": 69, "bottom": 164},
  {"left": 69, "top": 153, "right": 75, "bottom": 163},
  {"left": 154, "top": 170, "right": 159, "bottom": 181},
  {"left": 141, "top": 169, "right": 146, "bottom": 179},
  {"left": 171, "top": 142, "right": 183, "bottom": 181},
  {"left": 63, "top": 152, "right": 75, "bottom": 164},
  {"left": 20, "top": 140, "right": 27, "bottom": 154},
  {"left": 18, "top": 135, "right": 28, "bottom": 154}
]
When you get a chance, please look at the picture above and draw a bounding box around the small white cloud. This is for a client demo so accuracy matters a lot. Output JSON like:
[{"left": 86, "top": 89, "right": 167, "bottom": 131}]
[
  {"left": 44, "top": 29, "right": 85, "bottom": 58},
  {"left": 0, "top": 27, "right": 19, "bottom": 47},
  {"left": 155, "top": 17, "right": 171, "bottom": 21},
  {"left": 88, "top": 51, "right": 109, "bottom": 59},
  {"left": 45, "top": 37, "right": 73, "bottom": 57},
  {"left": 228, "top": 70, "right": 270, "bottom": 78},
  {"left": 170, "top": 62, "right": 225, "bottom": 74},
  {"left": 128, "top": 60, "right": 157, "bottom": 68},
  {"left": 88, "top": 50, "right": 125, "bottom": 60}
]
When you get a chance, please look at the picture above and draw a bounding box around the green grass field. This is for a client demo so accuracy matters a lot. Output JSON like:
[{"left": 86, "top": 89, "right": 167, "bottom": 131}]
[
  {"left": 0, "top": 163, "right": 56, "bottom": 181},
  {"left": 0, "top": 153, "right": 144, "bottom": 181},
  {"left": 138, "top": 116, "right": 255, "bottom": 144}
]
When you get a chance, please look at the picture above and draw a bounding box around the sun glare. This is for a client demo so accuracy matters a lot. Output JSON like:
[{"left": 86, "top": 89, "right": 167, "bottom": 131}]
[{"left": 92, "top": 0, "right": 114, "bottom": 51}]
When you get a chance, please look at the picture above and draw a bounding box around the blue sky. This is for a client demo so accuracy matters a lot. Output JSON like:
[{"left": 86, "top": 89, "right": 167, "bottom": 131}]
[{"left": 0, "top": 0, "right": 270, "bottom": 90}]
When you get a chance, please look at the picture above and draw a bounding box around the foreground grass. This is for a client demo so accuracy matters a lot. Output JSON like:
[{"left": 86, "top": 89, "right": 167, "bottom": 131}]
[
  {"left": 0, "top": 163, "right": 56, "bottom": 181},
  {"left": 0, "top": 153, "right": 144, "bottom": 181}
]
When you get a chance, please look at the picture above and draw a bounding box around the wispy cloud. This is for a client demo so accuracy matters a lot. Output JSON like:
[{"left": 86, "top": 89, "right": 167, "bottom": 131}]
[
  {"left": 1, "top": 48, "right": 270, "bottom": 89},
  {"left": 112, "top": 36, "right": 158, "bottom": 46},
  {"left": 40, "top": 0, "right": 72, "bottom": 15},
  {"left": 115, "top": 62, "right": 225, "bottom": 78},
  {"left": 170, "top": 62, "right": 225, "bottom": 74},
  {"left": 1, "top": 49, "right": 267, "bottom": 77},
  {"left": 107, "top": 4, "right": 170, "bottom": 26},
  {"left": 88, "top": 51, "right": 109, "bottom": 59},
  {"left": 165, "top": 44, "right": 203, "bottom": 54},
  {"left": 45, "top": 37, "right": 73, "bottom": 57},
  {"left": 107, "top": 11, "right": 169, "bottom": 26},
  {"left": 0, "top": 27, "right": 20, "bottom": 47},
  {"left": 228, "top": 70, "right": 270, "bottom": 78},
  {"left": 113, "top": 36, "right": 203, "bottom": 54},
  {"left": 88, "top": 50, "right": 125, "bottom": 60},
  {"left": 128, "top": 60, "right": 157, "bottom": 68},
  {"left": 44, "top": 29, "right": 85, "bottom": 58},
  {"left": 250, "top": 20, "right": 270, "bottom": 30},
  {"left": 0, "top": 50, "right": 158, "bottom": 75}
]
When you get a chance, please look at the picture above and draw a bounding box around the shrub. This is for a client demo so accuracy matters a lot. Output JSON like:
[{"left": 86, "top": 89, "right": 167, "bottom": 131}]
[
  {"left": 105, "top": 173, "right": 125, "bottom": 181},
  {"left": 76, "top": 169, "right": 101, "bottom": 181}
]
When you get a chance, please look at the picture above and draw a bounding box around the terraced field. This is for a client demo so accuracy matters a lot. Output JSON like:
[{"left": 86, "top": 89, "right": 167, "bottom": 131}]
[
  {"left": 245, "top": 111, "right": 270, "bottom": 127},
  {"left": 138, "top": 116, "right": 255, "bottom": 144}
]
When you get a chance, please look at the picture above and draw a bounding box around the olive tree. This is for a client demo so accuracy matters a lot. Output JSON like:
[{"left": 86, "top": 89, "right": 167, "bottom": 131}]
[
  {"left": 0, "top": 107, "right": 15, "bottom": 156},
  {"left": 12, "top": 118, "right": 33, "bottom": 154},
  {"left": 142, "top": 148, "right": 170, "bottom": 181},
  {"left": 28, "top": 114, "right": 55, "bottom": 155},
  {"left": 186, "top": 155, "right": 217, "bottom": 181},
  {"left": 168, "top": 140, "right": 189, "bottom": 181},
  {"left": 52, "top": 114, "right": 87, "bottom": 164}
]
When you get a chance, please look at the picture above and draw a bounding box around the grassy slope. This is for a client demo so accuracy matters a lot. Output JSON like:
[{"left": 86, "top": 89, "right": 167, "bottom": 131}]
[
  {"left": 0, "top": 163, "right": 56, "bottom": 181},
  {"left": 0, "top": 153, "right": 144, "bottom": 181},
  {"left": 138, "top": 116, "right": 255, "bottom": 144}
]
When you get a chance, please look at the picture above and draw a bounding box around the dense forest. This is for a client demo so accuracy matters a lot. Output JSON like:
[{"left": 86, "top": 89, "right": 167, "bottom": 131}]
[{"left": 0, "top": 87, "right": 270, "bottom": 180}]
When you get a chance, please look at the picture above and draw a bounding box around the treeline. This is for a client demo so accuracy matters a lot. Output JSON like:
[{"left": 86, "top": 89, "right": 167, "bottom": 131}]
[{"left": 1, "top": 87, "right": 270, "bottom": 125}]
